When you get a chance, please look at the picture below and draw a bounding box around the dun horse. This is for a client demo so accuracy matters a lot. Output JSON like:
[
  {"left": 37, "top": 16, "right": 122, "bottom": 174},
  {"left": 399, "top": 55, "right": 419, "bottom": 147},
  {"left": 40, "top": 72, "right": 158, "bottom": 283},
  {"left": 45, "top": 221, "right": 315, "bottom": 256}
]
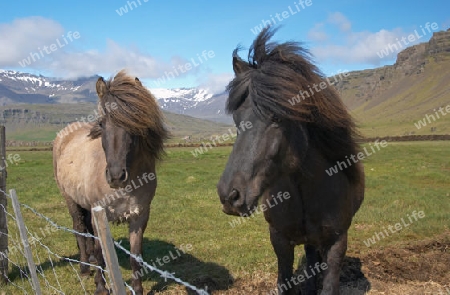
[
  {"left": 53, "top": 71, "right": 168, "bottom": 295},
  {"left": 217, "top": 28, "right": 364, "bottom": 295}
]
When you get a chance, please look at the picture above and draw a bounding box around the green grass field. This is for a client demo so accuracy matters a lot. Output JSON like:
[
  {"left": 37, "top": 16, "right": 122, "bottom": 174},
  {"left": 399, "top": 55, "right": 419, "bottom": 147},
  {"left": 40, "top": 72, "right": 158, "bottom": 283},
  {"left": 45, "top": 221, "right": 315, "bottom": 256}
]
[{"left": 1, "top": 142, "right": 449, "bottom": 294}]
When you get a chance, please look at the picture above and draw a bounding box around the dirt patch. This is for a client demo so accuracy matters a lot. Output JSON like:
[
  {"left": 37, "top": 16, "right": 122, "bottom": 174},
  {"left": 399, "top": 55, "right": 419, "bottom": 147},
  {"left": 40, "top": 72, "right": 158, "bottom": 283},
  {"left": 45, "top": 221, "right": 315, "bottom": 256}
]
[
  {"left": 213, "top": 232, "right": 450, "bottom": 295},
  {"left": 360, "top": 232, "right": 450, "bottom": 285},
  {"left": 155, "top": 233, "right": 450, "bottom": 294}
]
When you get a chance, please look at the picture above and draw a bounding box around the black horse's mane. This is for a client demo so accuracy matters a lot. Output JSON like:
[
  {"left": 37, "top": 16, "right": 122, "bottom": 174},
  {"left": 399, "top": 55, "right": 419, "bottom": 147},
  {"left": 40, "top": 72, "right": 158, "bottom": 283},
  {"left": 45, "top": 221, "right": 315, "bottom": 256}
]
[{"left": 226, "top": 27, "right": 362, "bottom": 182}]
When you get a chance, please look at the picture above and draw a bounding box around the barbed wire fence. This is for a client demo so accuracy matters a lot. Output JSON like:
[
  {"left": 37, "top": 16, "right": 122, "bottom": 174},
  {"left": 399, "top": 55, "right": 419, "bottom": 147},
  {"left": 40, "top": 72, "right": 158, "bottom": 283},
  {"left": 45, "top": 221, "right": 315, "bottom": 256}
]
[{"left": 0, "top": 188, "right": 209, "bottom": 295}]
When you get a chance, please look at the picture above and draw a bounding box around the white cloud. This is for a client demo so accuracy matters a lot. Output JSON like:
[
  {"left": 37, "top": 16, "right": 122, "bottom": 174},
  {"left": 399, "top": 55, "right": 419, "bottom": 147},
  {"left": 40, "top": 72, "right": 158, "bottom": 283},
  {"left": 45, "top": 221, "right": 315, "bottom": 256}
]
[
  {"left": 442, "top": 18, "right": 450, "bottom": 30},
  {"left": 46, "top": 39, "right": 184, "bottom": 79},
  {"left": 328, "top": 12, "right": 351, "bottom": 32},
  {"left": 312, "top": 29, "right": 406, "bottom": 64},
  {"left": 308, "top": 12, "right": 408, "bottom": 65},
  {"left": 198, "top": 72, "right": 234, "bottom": 94},
  {"left": 0, "top": 17, "right": 64, "bottom": 65},
  {"left": 0, "top": 17, "right": 195, "bottom": 80},
  {"left": 308, "top": 23, "right": 328, "bottom": 42}
]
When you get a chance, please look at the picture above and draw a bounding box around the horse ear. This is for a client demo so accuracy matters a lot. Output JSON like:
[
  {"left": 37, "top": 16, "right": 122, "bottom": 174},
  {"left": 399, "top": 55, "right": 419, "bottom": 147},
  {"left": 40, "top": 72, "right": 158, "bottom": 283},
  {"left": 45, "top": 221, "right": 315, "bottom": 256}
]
[
  {"left": 135, "top": 77, "right": 142, "bottom": 86},
  {"left": 232, "top": 50, "right": 250, "bottom": 74},
  {"left": 96, "top": 77, "right": 107, "bottom": 99}
]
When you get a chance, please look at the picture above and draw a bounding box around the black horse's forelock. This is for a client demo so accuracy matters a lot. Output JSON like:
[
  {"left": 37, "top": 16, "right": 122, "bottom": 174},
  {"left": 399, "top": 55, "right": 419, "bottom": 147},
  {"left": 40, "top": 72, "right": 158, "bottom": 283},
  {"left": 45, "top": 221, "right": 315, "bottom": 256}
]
[
  {"left": 227, "top": 27, "right": 322, "bottom": 118},
  {"left": 226, "top": 27, "right": 363, "bottom": 183}
]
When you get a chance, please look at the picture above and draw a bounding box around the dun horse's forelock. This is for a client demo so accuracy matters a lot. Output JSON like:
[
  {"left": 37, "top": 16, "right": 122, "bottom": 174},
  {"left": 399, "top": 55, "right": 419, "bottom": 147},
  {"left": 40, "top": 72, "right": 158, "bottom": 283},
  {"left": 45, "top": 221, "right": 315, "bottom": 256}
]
[
  {"left": 101, "top": 72, "right": 162, "bottom": 133},
  {"left": 89, "top": 70, "right": 169, "bottom": 158}
]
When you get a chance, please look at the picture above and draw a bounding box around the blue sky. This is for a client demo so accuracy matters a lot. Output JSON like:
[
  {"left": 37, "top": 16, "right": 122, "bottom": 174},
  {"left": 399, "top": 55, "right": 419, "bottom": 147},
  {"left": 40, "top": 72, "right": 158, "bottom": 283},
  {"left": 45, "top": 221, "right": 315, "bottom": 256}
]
[{"left": 0, "top": 0, "right": 448, "bottom": 93}]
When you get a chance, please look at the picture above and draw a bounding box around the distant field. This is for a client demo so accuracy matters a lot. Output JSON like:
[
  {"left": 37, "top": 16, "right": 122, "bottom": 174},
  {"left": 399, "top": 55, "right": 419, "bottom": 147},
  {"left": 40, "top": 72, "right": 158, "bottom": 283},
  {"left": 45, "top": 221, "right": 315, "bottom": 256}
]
[
  {"left": 0, "top": 103, "right": 233, "bottom": 143},
  {"left": 1, "top": 142, "right": 449, "bottom": 294}
]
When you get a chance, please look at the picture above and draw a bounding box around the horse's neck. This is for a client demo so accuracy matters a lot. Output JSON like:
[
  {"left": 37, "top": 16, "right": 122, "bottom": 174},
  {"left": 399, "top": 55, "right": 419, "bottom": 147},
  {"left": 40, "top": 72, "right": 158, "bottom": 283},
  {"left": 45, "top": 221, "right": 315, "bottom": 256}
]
[{"left": 129, "top": 148, "right": 156, "bottom": 176}]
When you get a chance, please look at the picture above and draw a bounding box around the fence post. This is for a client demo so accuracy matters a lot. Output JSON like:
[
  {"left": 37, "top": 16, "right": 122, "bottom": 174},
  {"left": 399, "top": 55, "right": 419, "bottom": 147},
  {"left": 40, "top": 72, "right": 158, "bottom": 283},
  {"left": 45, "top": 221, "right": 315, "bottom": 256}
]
[
  {"left": 0, "top": 126, "right": 7, "bottom": 284},
  {"left": 92, "top": 206, "right": 127, "bottom": 295},
  {"left": 10, "top": 189, "right": 42, "bottom": 295}
]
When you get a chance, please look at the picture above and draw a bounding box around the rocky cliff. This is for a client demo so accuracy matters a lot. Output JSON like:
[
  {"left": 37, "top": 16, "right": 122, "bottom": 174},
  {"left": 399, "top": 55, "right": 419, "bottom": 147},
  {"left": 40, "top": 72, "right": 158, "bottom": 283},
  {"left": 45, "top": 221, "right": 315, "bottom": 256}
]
[{"left": 334, "top": 29, "right": 450, "bottom": 137}]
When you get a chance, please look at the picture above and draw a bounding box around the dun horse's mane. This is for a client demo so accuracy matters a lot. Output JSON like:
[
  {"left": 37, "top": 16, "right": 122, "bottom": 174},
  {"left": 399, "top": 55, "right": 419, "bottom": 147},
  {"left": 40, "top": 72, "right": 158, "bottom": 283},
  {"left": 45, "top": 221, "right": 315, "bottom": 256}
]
[
  {"left": 89, "top": 70, "right": 169, "bottom": 160},
  {"left": 226, "top": 27, "right": 362, "bottom": 182}
]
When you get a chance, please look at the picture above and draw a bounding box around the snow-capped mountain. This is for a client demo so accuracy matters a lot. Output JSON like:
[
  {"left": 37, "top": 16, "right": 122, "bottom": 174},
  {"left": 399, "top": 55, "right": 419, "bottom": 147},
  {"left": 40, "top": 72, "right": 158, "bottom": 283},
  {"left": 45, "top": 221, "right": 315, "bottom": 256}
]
[
  {"left": 0, "top": 69, "right": 98, "bottom": 104},
  {"left": 151, "top": 88, "right": 213, "bottom": 102},
  {"left": 151, "top": 88, "right": 230, "bottom": 123},
  {"left": 151, "top": 88, "right": 213, "bottom": 113},
  {"left": 0, "top": 70, "right": 231, "bottom": 123}
]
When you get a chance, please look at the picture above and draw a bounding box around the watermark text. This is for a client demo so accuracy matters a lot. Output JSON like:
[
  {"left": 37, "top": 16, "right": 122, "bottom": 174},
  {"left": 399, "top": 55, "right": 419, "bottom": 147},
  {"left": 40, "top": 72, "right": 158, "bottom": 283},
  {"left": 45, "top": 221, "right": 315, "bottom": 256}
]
[
  {"left": 18, "top": 31, "right": 80, "bottom": 67},
  {"left": 325, "top": 140, "right": 388, "bottom": 177},
  {"left": 363, "top": 210, "right": 425, "bottom": 247}
]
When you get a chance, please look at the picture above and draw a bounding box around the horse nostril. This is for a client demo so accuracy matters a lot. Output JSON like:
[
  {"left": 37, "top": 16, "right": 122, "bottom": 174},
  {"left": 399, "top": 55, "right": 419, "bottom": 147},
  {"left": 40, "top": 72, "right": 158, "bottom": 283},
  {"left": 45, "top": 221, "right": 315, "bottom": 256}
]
[
  {"left": 229, "top": 189, "right": 240, "bottom": 202},
  {"left": 121, "top": 168, "right": 128, "bottom": 182},
  {"left": 105, "top": 169, "right": 110, "bottom": 181}
]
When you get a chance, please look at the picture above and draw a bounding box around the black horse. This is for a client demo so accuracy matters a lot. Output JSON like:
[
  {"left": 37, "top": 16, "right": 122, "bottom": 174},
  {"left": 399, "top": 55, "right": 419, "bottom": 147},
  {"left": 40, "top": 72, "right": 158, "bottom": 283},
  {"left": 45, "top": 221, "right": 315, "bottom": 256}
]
[{"left": 217, "top": 28, "right": 364, "bottom": 295}]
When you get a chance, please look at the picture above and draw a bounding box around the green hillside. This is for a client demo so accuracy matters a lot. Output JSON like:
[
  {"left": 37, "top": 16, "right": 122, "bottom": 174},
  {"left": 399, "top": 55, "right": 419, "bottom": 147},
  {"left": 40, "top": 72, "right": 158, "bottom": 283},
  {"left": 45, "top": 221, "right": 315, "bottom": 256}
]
[
  {"left": 0, "top": 103, "right": 232, "bottom": 143},
  {"left": 337, "top": 30, "right": 450, "bottom": 137},
  {"left": 2, "top": 30, "right": 450, "bottom": 142}
]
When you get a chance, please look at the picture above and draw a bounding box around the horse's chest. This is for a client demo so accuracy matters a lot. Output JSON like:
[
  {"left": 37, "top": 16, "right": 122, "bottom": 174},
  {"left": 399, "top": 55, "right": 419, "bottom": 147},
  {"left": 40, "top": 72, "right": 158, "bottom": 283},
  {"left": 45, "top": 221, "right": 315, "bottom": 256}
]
[
  {"left": 281, "top": 224, "right": 309, "bottom": 245},
  {"left": 102, "top": 196, "right": 144, "bottom": 223},
  {"left": 266, "top": 211, "right": 324, "bottom": 245},
  {"left": 266, "top": 214, "right": 308, "bottom": 244}
]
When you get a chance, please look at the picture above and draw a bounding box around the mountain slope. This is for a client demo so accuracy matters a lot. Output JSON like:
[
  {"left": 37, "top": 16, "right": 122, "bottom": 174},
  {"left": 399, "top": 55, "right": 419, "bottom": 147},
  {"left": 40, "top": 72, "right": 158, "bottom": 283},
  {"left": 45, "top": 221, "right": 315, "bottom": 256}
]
[
  {"left": 151, "top": 88, "right": 231, "bottom": 123},
  {"left": 0, "top": 70, "right": 99, "bottom": 103},
  {"left": 0, "top": 70, "right": 232, "bottom": 123},
  {"left": 334, "top": 29, "right": 450, "bottom": 137},
  {"left": 1, "top": 29, "right": 449, "bottom": 138},
  {"left": 0, "top": 103, "right": 231, "bottom": 142}
]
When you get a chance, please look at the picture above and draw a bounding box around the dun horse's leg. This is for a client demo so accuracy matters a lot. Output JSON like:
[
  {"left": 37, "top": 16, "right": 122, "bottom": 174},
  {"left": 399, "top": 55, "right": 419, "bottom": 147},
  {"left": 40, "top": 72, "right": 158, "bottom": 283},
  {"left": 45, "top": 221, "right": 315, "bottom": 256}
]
[
  {"left": 269, "top": 226, "right": 296, "bottom": 295},
  {"left": 304, "top": 244, "right": 320, "bottom": 295},
  {"left": 92, "top": 222, "right": 109, "bottom": 295},
  {"left": 129, "top": 211, "right": 149, "bottom": 295},
  {"left": 83, "top": 209, "right": 97, "bottom": 265},
  {"left": 65, "top": 197, "right": 90, "bottom": 276},
  {"left": 320, "top": 233, "right": 347, "bottom": 295}
]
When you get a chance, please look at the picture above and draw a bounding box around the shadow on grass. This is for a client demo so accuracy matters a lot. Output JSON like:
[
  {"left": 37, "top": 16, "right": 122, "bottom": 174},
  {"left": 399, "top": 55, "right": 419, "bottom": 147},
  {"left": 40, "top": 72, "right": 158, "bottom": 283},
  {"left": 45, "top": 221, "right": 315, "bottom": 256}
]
[
  {"left": 5, "top": 252, "right": 85, "bottom": 282},
  {"left": 115, "top": 238, "right": 233, "bottom": 294},
  {"left": 5, "top": 238, "right": 234, "bottom": 294},
  {"left": 294, "top": 255, "right": 371, "bottom": 294},
  {"left": 4, "top": 244, "right": 369, "bottom": 294}
]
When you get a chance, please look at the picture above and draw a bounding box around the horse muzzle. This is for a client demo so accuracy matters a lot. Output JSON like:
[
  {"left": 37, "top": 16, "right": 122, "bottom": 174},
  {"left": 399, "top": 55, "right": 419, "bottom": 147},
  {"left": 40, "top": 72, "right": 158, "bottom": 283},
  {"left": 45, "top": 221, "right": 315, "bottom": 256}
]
[
  {"left": 219, "top": 188, "right": 259, "bottom": 216},
  {"left": 105, "top": 166, "right": 129, "bottom": 188}
]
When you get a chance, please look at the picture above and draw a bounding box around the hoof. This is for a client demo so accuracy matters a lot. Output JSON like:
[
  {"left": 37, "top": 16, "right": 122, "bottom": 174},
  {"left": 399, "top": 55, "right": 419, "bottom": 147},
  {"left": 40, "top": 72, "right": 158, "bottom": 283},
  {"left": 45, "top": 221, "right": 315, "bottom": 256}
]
[
  {"left": 89, "top": 254, "right": 98, "bottom": 264},
  {"left": 80, "top": 265, "right": 91, "bottom": 277},
  {"left": 94, "top": 289, "right": 110, "bottom": 295}
]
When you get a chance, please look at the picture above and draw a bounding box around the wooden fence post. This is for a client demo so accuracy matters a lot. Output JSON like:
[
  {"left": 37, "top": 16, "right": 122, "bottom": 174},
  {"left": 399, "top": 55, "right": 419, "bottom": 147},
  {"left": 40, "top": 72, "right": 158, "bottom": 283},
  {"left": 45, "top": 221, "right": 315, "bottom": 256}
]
[
  {"left": 92, "top": 206, "right": 126, "bottom": 295},
  {"left": 10, "top": 189, "right": 42, "bottom": 295},
  {"left": 0, "top": 126, "right": 7, "bottom": 284}
]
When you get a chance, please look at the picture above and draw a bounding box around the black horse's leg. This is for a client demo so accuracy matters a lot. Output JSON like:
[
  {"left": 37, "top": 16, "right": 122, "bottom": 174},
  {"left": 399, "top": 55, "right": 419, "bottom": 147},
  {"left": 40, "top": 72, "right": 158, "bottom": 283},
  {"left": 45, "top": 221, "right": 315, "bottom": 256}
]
[
  {"left": 64, "top": 196, "right": 90, "bottom": 276},
  {"left": 129, "top": 210, "right": 149, "bottom": 295},
  {"left": 92, "top": 220, "right": 109, "bottom": 295},
  {"left": 303, "top": 244, "right": 320, "bottom": 295},
  {"left": 270, "top": 226, "right": 296, "bottom": 295},
  {"left": 320, "top": 232, "right": 347, "bottom": 295}
]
